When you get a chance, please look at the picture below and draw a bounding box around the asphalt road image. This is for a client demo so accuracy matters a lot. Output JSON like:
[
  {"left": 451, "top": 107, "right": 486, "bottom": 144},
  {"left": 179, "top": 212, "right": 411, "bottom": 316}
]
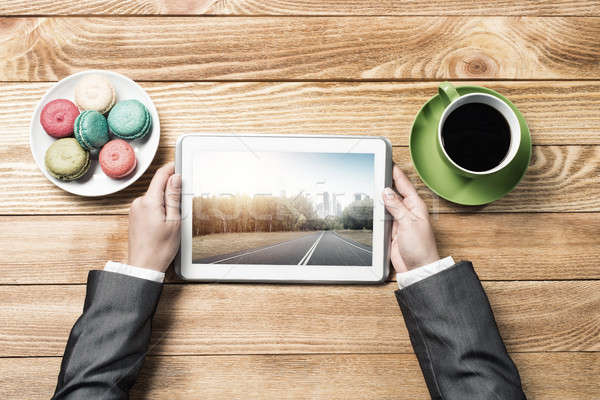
[{"left": 194, "top": 231, "right": 372, "bottom": 266}]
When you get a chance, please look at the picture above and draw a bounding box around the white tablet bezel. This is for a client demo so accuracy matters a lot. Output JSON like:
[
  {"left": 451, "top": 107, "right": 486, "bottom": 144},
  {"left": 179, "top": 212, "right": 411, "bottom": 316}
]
[{"left": 176, "top": 134, "right": 392, "bottom": 283}]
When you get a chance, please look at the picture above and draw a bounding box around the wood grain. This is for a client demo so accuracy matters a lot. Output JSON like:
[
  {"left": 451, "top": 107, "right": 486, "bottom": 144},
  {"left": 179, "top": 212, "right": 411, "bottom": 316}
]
[
  {"left": 470, "top": 145, "right": 600, "bottom": 212},
  {"left": 2, "top": 213, "right": 598, "bottom": 284},
  {"left": 0, "top": 3, "right": 597, "bottom": 397},
  {"left": 3, "top": 81, "right": 600, "bottom": 147},
  {"left": 0, "top": 281, "right": 597, "bottom": 357},
  {"left": 2, "top": 0, "right": 599, "bottom": 16},
  {"left": 1, "top": 353, "right": 598, "bottom": 399},
  {"left": 1, "top": 17, "right": 600, "bottom": 81},
  {"left": 2, "top": 145, "right": 600, "bottom": 214}
]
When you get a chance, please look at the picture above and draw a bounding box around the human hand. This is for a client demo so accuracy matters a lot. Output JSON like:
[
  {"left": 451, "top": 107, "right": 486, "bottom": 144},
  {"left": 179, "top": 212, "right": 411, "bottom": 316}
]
[
  {"left": 128, "top": 162, "right": 181, "bottom": 273},
  {"left": 382, "top": 165, "right": 439, "bottom": 273}
]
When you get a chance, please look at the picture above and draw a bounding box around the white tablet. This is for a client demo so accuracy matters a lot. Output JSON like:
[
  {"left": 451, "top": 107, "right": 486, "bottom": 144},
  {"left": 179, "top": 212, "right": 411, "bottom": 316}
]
[{"left": 176, "top": 134, "right": 392, "bottom": 283}]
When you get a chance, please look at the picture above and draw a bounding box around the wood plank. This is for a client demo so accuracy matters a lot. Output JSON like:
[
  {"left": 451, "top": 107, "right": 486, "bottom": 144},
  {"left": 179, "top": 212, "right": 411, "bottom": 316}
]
[
  {"left": 2, "top": 212, "right": 599, "bottom": 284},
  {"left": 0, "top": 216, "right": 128, "bottom": 284},
  {"left": 1, "top": 353, "right": 598, "bottom": 399},
  {"left": 3, "top": 81, "right": 600, "bottom": 147},
  {"left": 2, "top": 17, "right": 600, "bottom": 81},
  {"left": 2, "top": 0, "right": 600, "bottom": 16},
  {"left": 468, "top": 145, "right": 600, "bottom": 213},
  {"left": 2, "top": 145, "right": 600, "bottom": 214},
  {"left": 0, "top": 144, "right": 162, "bottom": 215},
  {"left": 434, "top": 213, "right": 600, "bottom": 280},
  {"left": 0, "top": 281, "right": 597, "bottom": 356}
]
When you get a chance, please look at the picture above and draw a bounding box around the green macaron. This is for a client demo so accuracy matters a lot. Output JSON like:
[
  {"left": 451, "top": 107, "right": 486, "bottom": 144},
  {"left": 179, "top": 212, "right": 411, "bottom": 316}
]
[
  {"left": 45, "top": 138, "right": 91, "bottom": 181},
  {"left": 74, "top": 110, "right": 110, "bottom": 150},
  {"left": 107, "top": 100, "right": 152, "bottom": 140}
]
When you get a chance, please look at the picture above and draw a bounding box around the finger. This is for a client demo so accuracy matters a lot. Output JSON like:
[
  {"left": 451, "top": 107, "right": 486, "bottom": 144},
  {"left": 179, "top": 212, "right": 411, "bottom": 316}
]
[
  {"left": 165, "top": 174, "right": 182, "bottom": 222},
  {"left": 390, "top": 239, "right": 408, "bottom": 273},
  {"left": 146, "top": 163, "right": 175, "bottom": 203},
  {"left": 392, "top": 219, "right": 399, "bottom": 238},
  {"left": 392, "top": 165, "right": 419, "bottom": 201},
  {"left": 382, "top": 187, "right": 410, "bottom": 221}
]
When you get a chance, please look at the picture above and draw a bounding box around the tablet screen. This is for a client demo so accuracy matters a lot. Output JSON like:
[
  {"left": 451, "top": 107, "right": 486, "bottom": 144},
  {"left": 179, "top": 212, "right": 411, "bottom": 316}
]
[{"left": 192, "top": 151, "right": 374, "bottom": 266}]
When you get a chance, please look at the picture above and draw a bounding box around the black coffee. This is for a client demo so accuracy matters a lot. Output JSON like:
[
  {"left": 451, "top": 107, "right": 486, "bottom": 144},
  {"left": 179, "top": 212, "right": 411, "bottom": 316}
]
[{"left": 441, "top": 103, "right": 511, "bottom": 172}]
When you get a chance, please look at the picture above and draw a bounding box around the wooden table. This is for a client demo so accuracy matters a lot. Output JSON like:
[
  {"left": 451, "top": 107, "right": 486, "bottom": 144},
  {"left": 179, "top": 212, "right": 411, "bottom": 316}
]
[{"left": 0, "top": 1, "right": 599, "bottom": 399}]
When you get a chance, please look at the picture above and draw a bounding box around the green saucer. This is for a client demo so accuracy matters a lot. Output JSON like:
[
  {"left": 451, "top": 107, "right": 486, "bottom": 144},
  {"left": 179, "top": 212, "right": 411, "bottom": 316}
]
[{"left": 410, "top": 86, "right": 532, "bottom": 206}]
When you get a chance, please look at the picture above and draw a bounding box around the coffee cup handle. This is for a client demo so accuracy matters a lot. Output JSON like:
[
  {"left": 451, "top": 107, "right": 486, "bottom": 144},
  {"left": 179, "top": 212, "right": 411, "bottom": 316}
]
[{"left": 438, "top": 81, "right": 460, "bottom": 105}]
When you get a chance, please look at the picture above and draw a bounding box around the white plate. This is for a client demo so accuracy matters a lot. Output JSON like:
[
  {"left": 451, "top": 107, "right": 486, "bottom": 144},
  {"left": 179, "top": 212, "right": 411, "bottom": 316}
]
[{"left": 30, "top": 70, "right": 160, "bottom": 197}]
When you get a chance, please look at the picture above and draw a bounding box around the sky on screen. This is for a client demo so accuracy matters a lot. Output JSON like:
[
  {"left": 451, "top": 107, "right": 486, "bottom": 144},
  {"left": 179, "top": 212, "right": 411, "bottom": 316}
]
[{"left": 193, "top": 151, "right": 374, "bottom": 208}]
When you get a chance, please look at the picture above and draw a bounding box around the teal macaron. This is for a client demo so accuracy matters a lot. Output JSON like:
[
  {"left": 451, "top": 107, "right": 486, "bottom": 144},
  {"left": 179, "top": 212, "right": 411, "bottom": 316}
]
[
  {"left": 73, "top": 110, "right": 110, "bottom": 150},
  {"left": 107, "top": 100, "right": 152, "bottom": 140}
]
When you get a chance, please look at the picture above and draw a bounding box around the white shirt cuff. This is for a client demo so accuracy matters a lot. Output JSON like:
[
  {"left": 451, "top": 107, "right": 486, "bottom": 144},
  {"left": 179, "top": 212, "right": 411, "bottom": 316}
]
[
  {"left": 396, "top": 256, "right": 455, "bottom": 289},
  {"left": 104, "top": 261, "right": 165, "bottom": 283}
]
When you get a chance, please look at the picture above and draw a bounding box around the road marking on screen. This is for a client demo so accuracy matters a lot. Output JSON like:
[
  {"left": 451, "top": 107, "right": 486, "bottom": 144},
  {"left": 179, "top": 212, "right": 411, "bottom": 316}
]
[
  {"left": 298, "top": 231, "right": 325, "bottom": 265},
  {"left": 332, "top": 232, "right": 372, "bottom": 254},
  {"left": 298, "top": 233, "right": 322, "bottom": 265},
  {"left": 211, "top": 234, "right": 316, "bottom": 264}
]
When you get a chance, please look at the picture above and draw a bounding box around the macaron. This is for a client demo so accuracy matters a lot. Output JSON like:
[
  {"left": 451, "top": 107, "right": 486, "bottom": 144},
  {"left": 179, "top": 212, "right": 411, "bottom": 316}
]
[
  {"left": 74, "top": 110, "right": 110, "bottom": 150},
  {"left": 74, "top": 74, "right": 116, "bottom": 114},
  {"left": 44, "top": 138, "right": 90, "bottom": 181},
  {"left": 107, "top": 99, "right": 151, "bottom": 140},
  {"left": 40, "top": 99, "right": 80, "bottom": 138},
  {"left": 99, "top": 139, "right": 137, "bottom": 179}
]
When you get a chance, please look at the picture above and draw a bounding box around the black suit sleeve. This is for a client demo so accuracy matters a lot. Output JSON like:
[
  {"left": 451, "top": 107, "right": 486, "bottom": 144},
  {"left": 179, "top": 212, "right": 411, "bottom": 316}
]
[
  {"left": 395, "top": 261, "right": 526, "bottom": 400},
  {"left": 52, "top": 270, "right": 163, "bottom": 400}
]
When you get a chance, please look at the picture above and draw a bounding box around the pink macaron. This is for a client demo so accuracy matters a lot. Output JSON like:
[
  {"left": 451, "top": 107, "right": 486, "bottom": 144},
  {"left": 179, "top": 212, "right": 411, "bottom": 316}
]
[
  {"left": 40, "top": 99, "right": 80, "bottom": 138},
  {"left": 99, "top": 139, "right": 137, "bottom": 179}
]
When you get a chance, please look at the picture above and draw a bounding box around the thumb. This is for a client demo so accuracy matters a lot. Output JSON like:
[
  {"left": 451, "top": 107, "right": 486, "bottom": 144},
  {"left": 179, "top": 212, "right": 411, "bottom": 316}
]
[
  {"left": 382, "top": 187, "right": 409, "bottom": 221},
  {"left": 165, "top": 174, "right": 181, "bottom": 223}
]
